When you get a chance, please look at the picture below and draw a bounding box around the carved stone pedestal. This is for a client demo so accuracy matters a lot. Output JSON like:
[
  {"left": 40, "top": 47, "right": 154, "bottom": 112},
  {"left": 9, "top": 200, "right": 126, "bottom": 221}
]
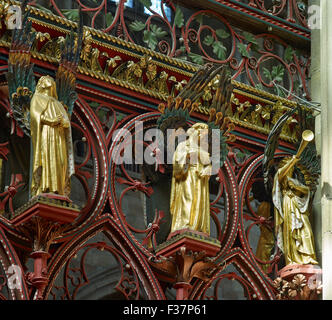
[
  {"left": 274, "top": 264, "right": 322, "bottom": 300},
  {"left": 11, "top": 195, "right": 80, "bottom": 299},
  {"left": 156, "top": 229, "right": 221, "bottom": 257},
  {"left": 278, "top": 264, "right": 322, "bottom": 281},
  {"left": 11, "top": 194, "right": 80, "bottom": 226},
  {"left": 151, "top": 230, "right": 220, "bottom": 300}
]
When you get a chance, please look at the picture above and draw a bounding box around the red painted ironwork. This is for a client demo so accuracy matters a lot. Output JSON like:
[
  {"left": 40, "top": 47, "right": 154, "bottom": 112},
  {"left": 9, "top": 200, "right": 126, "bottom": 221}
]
[
  {"left": 44, "top": 216, "right": 166, "bottom": 300},
  {"left": 26, "top": 251, "right": 51, "bottom": 300},
  {"left": 33, "top": 0, "right": 310, "bottom": 100},
  {"left": 0, "top": 86, "right": 298, "bottom": 300},
  {"left": 0, "top": 1, "right": 312, "bottom": 300},
  {"left": 229, "top": 0, "right": 309, "bottom": 28}
]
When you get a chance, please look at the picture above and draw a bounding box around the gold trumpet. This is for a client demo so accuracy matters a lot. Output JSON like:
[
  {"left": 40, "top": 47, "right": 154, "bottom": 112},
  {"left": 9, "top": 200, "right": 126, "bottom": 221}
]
[
  {"left": 295, "top": 129, "right": 314, "bottom": 159},
  {"left": 277, "top": 130, "right": 314, "bottom": 181}
]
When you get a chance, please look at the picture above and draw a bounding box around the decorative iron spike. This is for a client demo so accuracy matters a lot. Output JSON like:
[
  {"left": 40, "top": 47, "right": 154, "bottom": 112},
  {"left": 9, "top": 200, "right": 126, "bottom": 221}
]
[
  {"left": 208, "top": 108, "right": 216, "bottom": 123},
  {"left": 215, "top": 112, "right": 223, "bottom": 126},
  {"left": 158, "top": 103, "right": 166, "bottom": 114},
  {"left": 167, "top": 95, "right": 174, "bottom": 109},
  {"left": 175, "top": 97, "right": 182, "bottom": 110},
  {"left": 183, "top": 98, "right": 191, "bottom": 110},
  {"left": 189, "top": 102, "right": 199, "bottom": 115}
]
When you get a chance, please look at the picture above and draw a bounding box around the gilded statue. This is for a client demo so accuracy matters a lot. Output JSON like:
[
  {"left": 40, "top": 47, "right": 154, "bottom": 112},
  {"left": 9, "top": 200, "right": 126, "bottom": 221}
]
[
  {"left": 251, "top": 181, "right": 274, "bottom": 272},
  {"left": 262, "top": 102, "right": 321, "bottom": 267},
  {"left": 272, "top": 130, "right": 318, "bottom": 265},
  {"left": 80, "top": 30, "right": 103, "bottom": 73},
  {"left": 112, "top": 55, "right": 154, "bottom": 86},
  {"left": 255, "top": 200, "right": 274, "bottom": 272},
  {"left": 6, "top": 2, "right": 83, "bottom": 199},
  {"left": 154, "top": 64, "right": 233, "bottom": 238},
  {"left": 170, "top": 123, "right": 212, "bottom": 235},
  {"left": 30, "top": 76, "right": 75, "bottom": 197}
]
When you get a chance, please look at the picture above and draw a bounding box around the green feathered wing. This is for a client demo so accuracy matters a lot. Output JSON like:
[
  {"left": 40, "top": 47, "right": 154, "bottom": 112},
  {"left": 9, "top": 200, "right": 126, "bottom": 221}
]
[
  {"left": 6, "top": 0, "right": 36, "bottom": 136},
  {"left": 262, "top": 105, "right": 299, "bottom": 195},
  {"left": 55, "top": 8, "right": 83, "bottom": 116}
]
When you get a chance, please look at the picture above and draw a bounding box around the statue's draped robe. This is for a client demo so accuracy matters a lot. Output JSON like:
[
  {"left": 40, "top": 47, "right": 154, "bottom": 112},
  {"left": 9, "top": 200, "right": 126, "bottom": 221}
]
[
  {"left": 170, "top": 140, "right": 211, "bottom": 234},
  {"left": 30, "top": 92, "right": 75, "bottom": 196},
  {"left": 255, "top": 201, "right": 274, "bottom": 272},
  {"left": 272, "top": 161, "right": 318, "bottom": 265}
]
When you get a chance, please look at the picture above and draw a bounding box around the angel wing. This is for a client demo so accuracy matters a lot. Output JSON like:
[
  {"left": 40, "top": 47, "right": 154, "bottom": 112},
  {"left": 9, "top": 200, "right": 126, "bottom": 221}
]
[
  {"left": 55, "top": 8, "right": 83, "bottom": 116},
  {"left": 150, "top": 64, "right": 234, "bottom": 179},
  {"left": 175, "top": 64, "right": 225, "bottom": 103},
  {"left": 6, "top": 0, "right": 36, "bottom": 136},
  {"left": 262, "top": 104, "right": 299, "bottom": 195},
  {"left": 296, "top": 141, "right": 321, "bottom": 193},
  {"left": 156, "top": 64, "right": 225, "bottom": 143},
  {"left": 209, "top": 65, "right": 233, "bottom": 114},
  {"left": 158, "top": 64, "right": 232, "bottom": 126},
  {"left": 6, "top": 1, "right": 83, "bottom": 136}
]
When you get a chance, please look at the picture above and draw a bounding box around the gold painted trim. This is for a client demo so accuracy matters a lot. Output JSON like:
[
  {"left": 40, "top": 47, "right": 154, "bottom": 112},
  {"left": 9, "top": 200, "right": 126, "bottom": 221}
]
[
  {"left": 1, "top": 0, "right": 308, "bottom": 144},
  {"left": 155, "top": 231, "right": 221, "bottom": 253},
  {"left": 13, "top": 195, "right": 80, "bottom": 219},
  {"left": 231, "top": 118, "right": 296, "bottom": 143},
  {"left": 7, "top": 0, "right": 196, "bottom": 74},
  {"left": 3, "top": 0, "right": 309, "bottom": 112},
  {"left": 0, "top": 38, "right": 301, "bottom": 142}
]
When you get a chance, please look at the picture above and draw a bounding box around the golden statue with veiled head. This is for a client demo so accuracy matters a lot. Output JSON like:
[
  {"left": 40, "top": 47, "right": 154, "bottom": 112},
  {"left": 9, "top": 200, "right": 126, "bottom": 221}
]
[
  {"left": 170, "top": 123, "right": 212, "bottom": 235},
  {"left": 30, "top": 76, "right": 75, "bottom": 197},
  {"left": 6, "top": 2, "right": 83, "bottom": 200}
]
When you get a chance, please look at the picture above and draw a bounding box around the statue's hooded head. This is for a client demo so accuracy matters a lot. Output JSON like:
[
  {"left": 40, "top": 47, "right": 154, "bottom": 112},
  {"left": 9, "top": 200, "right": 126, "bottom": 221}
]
[
  {"left": 187, "top": 123, "right": 209, "bottom": 147},
  {"left": 187, "top": 123, "right": 209, "bottom": 136},
  {"left": 187, "top": 123, "right": 209, "bottom": 138},
  {"left": 35, "top": 76, "right": 58, "bottom": 99}
]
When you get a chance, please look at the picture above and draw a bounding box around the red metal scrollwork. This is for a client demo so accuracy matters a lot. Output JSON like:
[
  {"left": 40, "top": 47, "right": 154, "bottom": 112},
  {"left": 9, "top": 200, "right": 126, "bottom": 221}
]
[{"left": 41, "top": 0, "right": 310, "bottom": 100}]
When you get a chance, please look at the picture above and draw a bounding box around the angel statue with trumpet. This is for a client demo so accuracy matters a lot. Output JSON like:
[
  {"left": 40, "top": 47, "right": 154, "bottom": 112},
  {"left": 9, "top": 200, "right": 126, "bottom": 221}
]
[
  {"left": 272, "top": 130, "right": 318, "bottom": 265},
  {"left": 263, "top": 106, "right": 320, "bottom": 266},
  {"left": 6, "top": 1, "right": 83, "bottom": 199}
]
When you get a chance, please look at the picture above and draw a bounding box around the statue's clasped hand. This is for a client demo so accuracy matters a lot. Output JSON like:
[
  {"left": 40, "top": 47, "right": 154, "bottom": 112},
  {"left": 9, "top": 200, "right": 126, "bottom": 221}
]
[
  {"left": 53, "top": 115, "right": 69, "bottom": 128},
  {"left": 288, "top": 180, "right": 296, "bottom": 190},
  {"left": 60, "top": 117, "right": 70, "bottom": 128},
  {"left": 196, "top": 165, "right": 212, "bottom": 178}
]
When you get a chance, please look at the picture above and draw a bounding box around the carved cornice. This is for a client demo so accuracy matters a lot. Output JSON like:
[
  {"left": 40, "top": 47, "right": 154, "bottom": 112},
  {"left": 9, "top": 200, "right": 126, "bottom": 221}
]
[
  {"left": 0, "top": 0, "right": 310, "bottom": 144},
  {"left": 179, "top": 0, "right": 310, "bottom": 47}
]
